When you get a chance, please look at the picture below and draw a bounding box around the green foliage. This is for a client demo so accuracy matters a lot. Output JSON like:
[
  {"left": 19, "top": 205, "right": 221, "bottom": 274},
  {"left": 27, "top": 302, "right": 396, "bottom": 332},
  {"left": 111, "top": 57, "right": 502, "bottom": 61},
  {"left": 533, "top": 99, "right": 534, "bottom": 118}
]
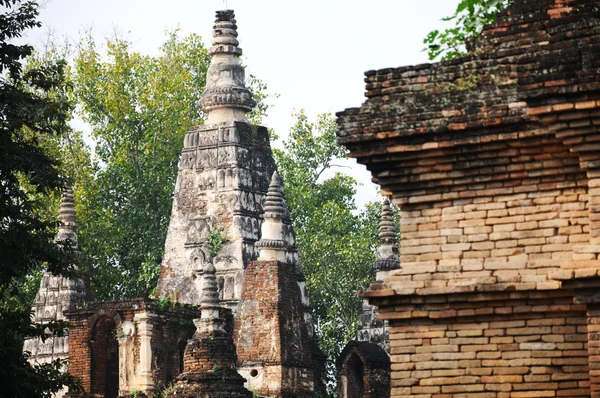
[
  {"left": 71, "top": 30, "right": 211, "bottom": 300},
  {"left": 424, "top": 0, "right": 514, "bottom": 60},
  {"left": 0, "top": 0, "right": 84, "bottom": 396},
  {"left": 274, "top": 111, "right": 382, "bottom": 390},
  {"left": 156, "top": 295, "right": 173, "bottom": 312},
  {"left": 114, "top": 327, "right": 126, "bottom": 339},
  {"left": 209, "top": 228, "right": 227, "bottom": 258},
  {"left": 153, "top": 382, "right": 177, "bottom": 398}
]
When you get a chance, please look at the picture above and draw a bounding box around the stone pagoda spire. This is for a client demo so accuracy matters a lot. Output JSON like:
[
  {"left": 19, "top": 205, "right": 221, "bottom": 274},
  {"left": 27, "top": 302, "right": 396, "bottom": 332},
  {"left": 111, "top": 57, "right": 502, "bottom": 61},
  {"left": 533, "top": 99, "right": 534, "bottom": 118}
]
[
  {"left": 373, "top": 198, "right": 400, "bottom": 281},
  {"left": 23, "top": 187, "right": 90, "bottom": 398},
  {"left": 55, "top": 187, "right": 79, "bottom": 248},
  {"left": 199, "top": 10, "right": 256, "bottom": 124},
  {"left": 157, "top": 9, "right": 277, "bottom": 308},
  {"left": 355, "top": 198, "right": 399, "bottom": 349},
  {"left": 256, "top": 171, "right": 289, "bottom": 262},
  {"left": 175, "top": 262, "right": 252, "bottom": 398},
  {"left": 196, "top": 259, "right": 223, "bottom": 333}
]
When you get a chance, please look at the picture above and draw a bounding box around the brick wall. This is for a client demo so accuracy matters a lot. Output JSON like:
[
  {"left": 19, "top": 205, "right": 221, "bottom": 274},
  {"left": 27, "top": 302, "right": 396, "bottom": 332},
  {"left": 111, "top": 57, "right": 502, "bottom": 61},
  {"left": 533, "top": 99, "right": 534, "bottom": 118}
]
[
  {"left": 66, "top": 299, "right": 198, "bottom": 396},
  {"left": 337, "top": 0, "right": 600, "bottom": 397},
  {"left": 234, "top": 260, "right": 316, "bottom": 397},
  {"left": 386, "top": 292, "right": 588, "bottom": 397},
  {"left": 399, "top": 186, "right": 588, "bottom": 291}
]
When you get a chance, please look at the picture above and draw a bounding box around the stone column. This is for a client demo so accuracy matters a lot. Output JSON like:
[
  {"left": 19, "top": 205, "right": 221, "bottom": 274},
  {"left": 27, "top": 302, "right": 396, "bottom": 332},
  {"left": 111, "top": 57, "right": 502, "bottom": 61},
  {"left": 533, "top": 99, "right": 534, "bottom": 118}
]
[{"left": 133, "top": 312, "right": 154, "bottom": 392}]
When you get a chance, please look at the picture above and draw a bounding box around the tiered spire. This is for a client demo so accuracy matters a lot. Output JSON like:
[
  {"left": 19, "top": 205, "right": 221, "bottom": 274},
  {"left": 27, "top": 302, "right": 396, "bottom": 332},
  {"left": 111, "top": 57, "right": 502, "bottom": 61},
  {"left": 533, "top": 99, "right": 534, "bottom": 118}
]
[
  {"left": 55, "top": 187, "right": 78, "bottom": 248},
  {"left": 256, "top": 171, "right": 289, "bottom": 261},
  {"left": 196, "top": 260, "right": 224, "bottom": 333},
  {"left": 373, "top": 198, "right": 400, "bottom": 279},
  {"left": 198, "top": 10, "right": 256, "bottom": 123},
  {"left": 24, "top": 186, "right": 90, "bottom": 373}
]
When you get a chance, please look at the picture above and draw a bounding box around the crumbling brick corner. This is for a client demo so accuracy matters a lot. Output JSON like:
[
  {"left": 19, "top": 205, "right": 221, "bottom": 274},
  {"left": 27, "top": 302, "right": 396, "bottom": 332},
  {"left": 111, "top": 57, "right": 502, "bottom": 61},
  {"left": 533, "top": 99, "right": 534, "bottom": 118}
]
[
  {"left": 337, "top": 0, "right": 600, "bottom": 396},
  {"left": 234, "top": 259, "right": 320, "bottom": 397}
]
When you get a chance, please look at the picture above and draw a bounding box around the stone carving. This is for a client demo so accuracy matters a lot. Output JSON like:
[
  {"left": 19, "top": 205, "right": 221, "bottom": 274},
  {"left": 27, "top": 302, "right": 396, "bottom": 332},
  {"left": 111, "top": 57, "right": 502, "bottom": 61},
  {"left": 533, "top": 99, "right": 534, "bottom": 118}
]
[
  {"left": 196, "top": 148, "right": 218, "bottom": 170},
  {"left": 197, "top": 10, "right": 256, "bottom": 122},
  {"left": 180, "top": 149, "right": 196, "bottom": 169},
  {"left": 373, "top": 198, "right": 400, "bottom": 279},
  {"left": 256, "top": 171, "right": 289, "bottom": 261}
]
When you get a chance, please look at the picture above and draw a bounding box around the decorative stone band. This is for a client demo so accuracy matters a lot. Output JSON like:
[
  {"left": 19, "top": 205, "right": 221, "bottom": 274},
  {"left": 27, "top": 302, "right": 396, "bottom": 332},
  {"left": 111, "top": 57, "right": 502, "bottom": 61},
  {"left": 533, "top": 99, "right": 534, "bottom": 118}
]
[
  {"left": 198, "top": 86, "right": 256, "bottom": 113},
  {"left": 255, "top": 238, "right": 288, "bottom": 250},
  {"left": 210, "top": 45, "right": 242, "bottom": 56},
  {"left": 372, "top": 258, "right": 401, "bottom": 272}
]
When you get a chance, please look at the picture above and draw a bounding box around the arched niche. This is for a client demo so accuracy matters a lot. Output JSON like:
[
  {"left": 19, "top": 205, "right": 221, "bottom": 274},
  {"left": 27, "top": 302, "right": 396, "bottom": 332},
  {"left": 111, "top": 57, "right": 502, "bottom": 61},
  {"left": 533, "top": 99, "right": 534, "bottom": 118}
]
[{"left": 91, "top": 316, "right": 119, "bottom": 398}]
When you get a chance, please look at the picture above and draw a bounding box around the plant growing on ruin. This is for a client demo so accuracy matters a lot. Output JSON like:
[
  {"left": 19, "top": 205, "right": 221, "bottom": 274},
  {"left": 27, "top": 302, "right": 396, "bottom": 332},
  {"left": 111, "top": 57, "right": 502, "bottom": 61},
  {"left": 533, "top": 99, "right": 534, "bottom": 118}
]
[
  {"left": 114, "top": 327, "right": 126, "bottom": 339},
  {"left": 209, "top": 227, "right": 228, "bottom": 258},
  {"left": 424, "top": 0, "right": 515, "bottom": 60},
  {"left": 156, "top": 296, "right": 173, "bottom": 312},
  {"left": 153, "top": 382, "right": 177, "bottom": 398}
]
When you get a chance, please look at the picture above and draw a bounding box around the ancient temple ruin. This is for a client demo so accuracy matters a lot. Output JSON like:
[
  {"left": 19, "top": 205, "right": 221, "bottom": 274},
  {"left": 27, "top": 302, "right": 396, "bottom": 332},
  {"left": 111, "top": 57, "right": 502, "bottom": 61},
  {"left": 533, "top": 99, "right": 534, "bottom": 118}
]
[
  {"left": 337, "top": 0, "right": 600, "bottom": 397},
  {"left": 26, "top": 9, "right": 323, "bottom": 398},
  {"left": 23, "top": 188, "right": 91, "bottom": 398},
  {"left": 155, "top": 8, "right": 277, "bottom": 309}
]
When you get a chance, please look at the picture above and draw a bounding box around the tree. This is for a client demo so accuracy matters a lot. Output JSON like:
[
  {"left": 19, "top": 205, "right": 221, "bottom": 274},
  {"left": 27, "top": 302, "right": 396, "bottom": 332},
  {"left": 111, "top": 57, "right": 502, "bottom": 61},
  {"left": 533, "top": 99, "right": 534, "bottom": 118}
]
[
  {"left": 274, "top": 111, "right": 388, "bottom": 389},
  {"left": 71, "top": 31, "right": 211, "bottom": 299},
  {"left": 424, "top": 0, "right": 514, "bottom": 60},
  {"left": 0, "top": 0, "right": 82, "bottom": 395}
]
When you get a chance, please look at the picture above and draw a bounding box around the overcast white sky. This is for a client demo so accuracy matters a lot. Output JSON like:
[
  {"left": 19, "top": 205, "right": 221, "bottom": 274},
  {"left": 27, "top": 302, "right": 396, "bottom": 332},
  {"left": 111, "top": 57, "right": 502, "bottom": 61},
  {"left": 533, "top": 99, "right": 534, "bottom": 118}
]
[{"left": 26, "top": 0, "right": 457, "bottom": 208}]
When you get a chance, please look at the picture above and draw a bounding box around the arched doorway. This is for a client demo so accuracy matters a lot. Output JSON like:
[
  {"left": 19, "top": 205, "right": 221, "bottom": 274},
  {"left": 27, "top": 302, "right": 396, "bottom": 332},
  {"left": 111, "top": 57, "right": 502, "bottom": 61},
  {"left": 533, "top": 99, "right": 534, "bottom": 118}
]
[
  {"left": 337, "top": 341, "right": 390, "bottom": 398},
  {"left": 91, "top": 316, "right": 119, "bottom": 398},
  {"left": 345, "top": 353, "right": 365, "bottom": 397}
]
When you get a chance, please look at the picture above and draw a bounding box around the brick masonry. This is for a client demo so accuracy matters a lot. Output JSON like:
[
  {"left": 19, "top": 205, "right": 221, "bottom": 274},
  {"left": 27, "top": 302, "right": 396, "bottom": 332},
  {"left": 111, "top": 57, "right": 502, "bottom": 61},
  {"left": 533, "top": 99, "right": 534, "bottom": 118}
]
[
  {"left": 337, "top": 0, "right": 600, "bottom": 397},
  {"left": 65, "top": 299, "right": 198, "bottom": 396},
  {"left": 234, "top": 259, "right": 320, "bottom": 397}
]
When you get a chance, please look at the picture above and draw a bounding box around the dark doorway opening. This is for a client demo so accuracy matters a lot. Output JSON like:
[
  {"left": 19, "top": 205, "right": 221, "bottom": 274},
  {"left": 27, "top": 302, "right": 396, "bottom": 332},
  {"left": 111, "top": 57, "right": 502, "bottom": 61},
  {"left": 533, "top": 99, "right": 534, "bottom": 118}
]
[
  {"left": 346, "top": 353, "right": 365, "bottom": 397},
  {"left": 91, "top": 316, "right": 119, "bottom": 398}
]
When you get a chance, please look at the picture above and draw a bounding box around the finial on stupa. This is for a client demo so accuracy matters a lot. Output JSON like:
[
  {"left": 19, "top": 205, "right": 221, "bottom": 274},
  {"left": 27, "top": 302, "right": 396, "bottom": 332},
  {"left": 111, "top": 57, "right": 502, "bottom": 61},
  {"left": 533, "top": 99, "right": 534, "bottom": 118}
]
[
  {"left": 256, "top": 171, "right": 289, "bottom": 262},
  {"left": 55, "top": 187, "right": 78, "bottom": 248},
  {"left": 195, "top": 259, "right": 224, "bottom": 333},
  {"left": 373, "top": 198, "right": 400, "bottom": 279},
  {"left": 198, "top": 10, "right": 256, "bottom": 124}
]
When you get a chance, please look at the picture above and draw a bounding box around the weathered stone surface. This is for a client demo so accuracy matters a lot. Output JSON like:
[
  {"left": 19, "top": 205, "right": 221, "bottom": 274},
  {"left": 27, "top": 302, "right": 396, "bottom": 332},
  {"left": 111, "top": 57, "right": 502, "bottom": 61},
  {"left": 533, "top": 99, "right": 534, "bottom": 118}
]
[{"left": 156, "top": 120, "right": 276, "bottom": 308}]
